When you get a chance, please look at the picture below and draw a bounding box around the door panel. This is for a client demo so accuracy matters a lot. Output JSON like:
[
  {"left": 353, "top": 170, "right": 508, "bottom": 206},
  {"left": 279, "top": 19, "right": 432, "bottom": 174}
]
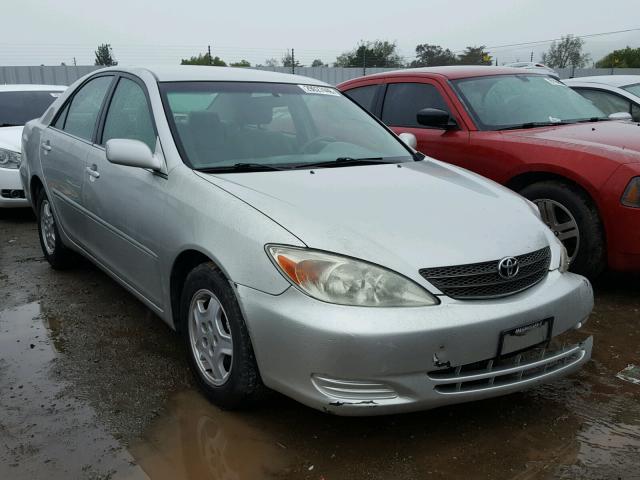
[
  {"left": 82, "top": 76, "right": 165, "bottom": 306},
  {"left": 40, "top": 128, "right": 89, "bottom": 243},
  {"left": 41, "top": 75, "right": 114, "bottom": 244}
]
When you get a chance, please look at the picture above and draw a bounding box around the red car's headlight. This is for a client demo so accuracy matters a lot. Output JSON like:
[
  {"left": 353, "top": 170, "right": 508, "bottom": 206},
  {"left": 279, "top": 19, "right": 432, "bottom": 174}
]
[{"left": 621, "top": 177, "right": 640, "bottom": 208}]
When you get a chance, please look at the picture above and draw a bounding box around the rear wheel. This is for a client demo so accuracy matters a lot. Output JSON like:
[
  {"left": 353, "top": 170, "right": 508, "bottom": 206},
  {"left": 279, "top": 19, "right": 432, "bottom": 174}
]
[
  {"left": 519, "top": 180, "right": 606, "bottom": 278},
  {"left": 37, "top": 190, "right": 74, "bottom": 269},
  {"left": 180, "top": 262, "right": 265, "bottom": 409}
]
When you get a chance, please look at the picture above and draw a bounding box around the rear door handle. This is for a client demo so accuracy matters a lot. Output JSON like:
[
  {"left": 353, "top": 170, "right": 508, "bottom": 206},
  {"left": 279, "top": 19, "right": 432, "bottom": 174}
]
[
  {"left": 41, "top": 141, "right": 52, "bottom": 151},
  {"left": 86, "top": 165, "right": 100, "bottom": 179}
]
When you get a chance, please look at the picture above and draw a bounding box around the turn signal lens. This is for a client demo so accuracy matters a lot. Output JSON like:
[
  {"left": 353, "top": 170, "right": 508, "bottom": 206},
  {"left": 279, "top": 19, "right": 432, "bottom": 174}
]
[
  {"left": 621, "top": 177, "right": 640, "bottom": 207},
  {"left": 267, "top": 245, "right": 438, "bottom": 307}
]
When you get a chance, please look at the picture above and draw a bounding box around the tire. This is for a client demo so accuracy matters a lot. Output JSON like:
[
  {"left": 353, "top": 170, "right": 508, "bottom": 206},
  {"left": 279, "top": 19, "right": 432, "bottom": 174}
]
[
  {"left": 36, "top": 189, "right": 75, "bottom": 269},
  {"left": 180, "top": 262, "right": 265, "bottom": 409},
  {"left": 519, "top": 180, "right": 606, "bottom": 279}
]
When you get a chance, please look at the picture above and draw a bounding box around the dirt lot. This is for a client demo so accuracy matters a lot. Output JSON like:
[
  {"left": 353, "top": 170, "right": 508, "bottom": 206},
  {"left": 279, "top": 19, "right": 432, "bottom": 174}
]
[{"left": 1, "top": 208, "right": 639, "bottom": 480}]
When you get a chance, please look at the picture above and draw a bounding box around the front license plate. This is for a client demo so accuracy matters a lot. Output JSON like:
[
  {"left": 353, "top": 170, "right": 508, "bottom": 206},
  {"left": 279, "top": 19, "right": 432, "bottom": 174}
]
[{"left": 499, "top": 318, "right": 552, "bottom": 357}]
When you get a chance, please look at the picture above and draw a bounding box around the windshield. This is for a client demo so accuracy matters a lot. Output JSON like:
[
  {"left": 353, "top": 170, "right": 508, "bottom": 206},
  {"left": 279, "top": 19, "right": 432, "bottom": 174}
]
[
  {"left": 160, "top": 82, "right": 413, "bottom": 171},
  {"left": 622, "top": 83, "right": 640, "bottom": 97},
  {"left": 452, "top": 75, "right": 606, "bottom": 130},
  {"left": 0, "top": 90, "right": 63, "bottom": 126}
]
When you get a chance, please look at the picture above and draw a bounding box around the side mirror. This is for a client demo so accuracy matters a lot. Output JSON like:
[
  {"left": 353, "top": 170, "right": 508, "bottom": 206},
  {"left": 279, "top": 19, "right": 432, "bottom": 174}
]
[
  {"left": 609, "top": 111, "right": 632, "bottom": 121},
  {"left": 105, "top": 139, "right": 162, "bottom": 171},
  {"left": 398, "top": 132, "right": 417, "bottom": 149},
  {"left": 417, "top": 108, "right": 456, "bottom": 129}
]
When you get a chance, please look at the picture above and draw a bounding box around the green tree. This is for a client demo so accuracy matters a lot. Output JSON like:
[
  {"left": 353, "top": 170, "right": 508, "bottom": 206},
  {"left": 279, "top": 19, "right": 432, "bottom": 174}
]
[
  {"left": 334, "top": 40, "right": 404, "bottom": 68},
  {"left": 457, "top": 45, "right": 492, "bottom": 65},
  {"left": 94, "top": 43, "right": 117, "bottom": 66},
  {"left": 311, "top": 59, "right": 326, "bottom": 67},
  {"left": 180, "top": 52, "right": 226, "bottom": 66},
  {"left": 411, "top": 44, "right": 457, "bottom": 67},
  {"left": 596, "top": 46, "right": 640, "bottom": 68},
  {"left": 541, "top": 35, "right": 590, "bottom": 68},
  {"left": 282, "top": 51, "right": 303, "bottom": 68},
  {"left": 264, "top": 58, "right": 279, "bottom": 67},
  {"left": 229, "top": 59, "right": 251, "bottom": 67}
]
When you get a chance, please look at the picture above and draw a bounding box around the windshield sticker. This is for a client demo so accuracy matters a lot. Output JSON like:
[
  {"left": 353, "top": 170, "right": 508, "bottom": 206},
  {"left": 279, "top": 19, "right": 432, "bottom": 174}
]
[{"left": 298, "top": 84, "right": 340, "bottom": 96}]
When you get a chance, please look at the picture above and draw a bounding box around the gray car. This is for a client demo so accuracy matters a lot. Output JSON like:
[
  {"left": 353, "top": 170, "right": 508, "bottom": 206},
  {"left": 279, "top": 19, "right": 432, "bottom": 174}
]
[{"left": 20, "top": 66, "right": 594, "bottom": 415}]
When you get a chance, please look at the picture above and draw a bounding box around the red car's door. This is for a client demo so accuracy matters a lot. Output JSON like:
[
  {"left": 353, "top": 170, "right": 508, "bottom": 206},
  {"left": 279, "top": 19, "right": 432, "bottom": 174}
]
[{"left": 378, "top": 78, "right": 471, "bottom": 168}]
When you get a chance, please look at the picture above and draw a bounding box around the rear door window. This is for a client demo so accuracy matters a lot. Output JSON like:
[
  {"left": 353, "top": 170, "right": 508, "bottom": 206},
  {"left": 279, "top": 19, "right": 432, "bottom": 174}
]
[
  {"left": 381, "top": 82, "right": 449, "bottom": 127},
  {"left": 344, "top": 85, "right": 378, "bottom": 113},
  {"left": 62, "top": 76, "right": 113, "bottom": 141}
]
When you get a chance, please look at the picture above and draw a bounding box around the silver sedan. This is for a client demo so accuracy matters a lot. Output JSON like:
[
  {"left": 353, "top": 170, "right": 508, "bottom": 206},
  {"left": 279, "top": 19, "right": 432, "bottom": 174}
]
[{"left": 20, "top": 66, "right": 594, "bottom": 415}]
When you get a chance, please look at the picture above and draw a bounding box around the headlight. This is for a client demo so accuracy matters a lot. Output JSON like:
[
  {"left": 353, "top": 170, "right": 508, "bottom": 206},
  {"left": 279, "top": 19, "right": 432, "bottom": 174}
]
[
  {"left": 525, "top": 198, "right": 542, "bottom": 219},
  {"left": 621, "top": 177, "right": 640, "bottom": 207},
  {"left": 267, "top": 245, "right": 438, "bottom": 307},
  {"left": 0, "top": 148, "right": 21, "bottom": 169}
]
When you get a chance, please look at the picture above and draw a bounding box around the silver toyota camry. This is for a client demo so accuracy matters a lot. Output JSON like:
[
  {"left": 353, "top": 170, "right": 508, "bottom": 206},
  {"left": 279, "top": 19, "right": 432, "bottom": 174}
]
[{"left": 20, "top": 66, "right": 594, "bottom": 415}]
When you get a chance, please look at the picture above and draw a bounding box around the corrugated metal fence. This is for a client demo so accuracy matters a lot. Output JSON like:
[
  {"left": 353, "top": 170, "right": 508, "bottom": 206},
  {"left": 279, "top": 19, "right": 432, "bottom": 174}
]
[{"left": 2, "top": 65, "right": 640, "bottom": 86}]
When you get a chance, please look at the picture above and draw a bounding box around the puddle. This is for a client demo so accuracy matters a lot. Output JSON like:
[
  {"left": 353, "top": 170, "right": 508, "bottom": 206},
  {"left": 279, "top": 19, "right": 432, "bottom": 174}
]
[
  {"left": 128, "top": 391, "right": 294, "bottom": 479},
  {"left": 0, "top": 302, "right": 147, "bottom": 480}
]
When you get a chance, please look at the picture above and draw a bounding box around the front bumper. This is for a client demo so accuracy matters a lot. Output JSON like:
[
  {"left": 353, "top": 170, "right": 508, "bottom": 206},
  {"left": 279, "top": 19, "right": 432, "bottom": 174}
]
[
  {"left": 0, "top": 166, "right": 29, "bottom": 208},
  {"left": 236, "top": 270, "right": 593, "bottom": 415}
]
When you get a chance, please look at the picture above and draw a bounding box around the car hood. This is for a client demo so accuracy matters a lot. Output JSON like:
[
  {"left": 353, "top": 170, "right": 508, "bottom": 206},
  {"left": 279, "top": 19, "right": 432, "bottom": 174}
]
[
  {"left": 0, "top": 126, "right": 23, "bottom": 152},
  {"left": 198, "top": 159, "right": 556, "bottom": 285},
  {"left": 502, "top": 121, "right": 640, "bottom": 163}
]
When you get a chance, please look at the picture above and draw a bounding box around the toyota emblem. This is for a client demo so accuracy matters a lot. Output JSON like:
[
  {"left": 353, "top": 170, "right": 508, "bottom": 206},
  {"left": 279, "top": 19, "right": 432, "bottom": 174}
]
[{"left": 498, "top": 256, "right": 519, "bottom": 279}]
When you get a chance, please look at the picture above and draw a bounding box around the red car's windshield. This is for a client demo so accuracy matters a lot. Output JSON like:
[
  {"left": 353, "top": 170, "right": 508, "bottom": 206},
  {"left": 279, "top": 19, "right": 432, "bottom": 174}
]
[{"left": 452, "top": 74, "right": 606, "bottom": 130}]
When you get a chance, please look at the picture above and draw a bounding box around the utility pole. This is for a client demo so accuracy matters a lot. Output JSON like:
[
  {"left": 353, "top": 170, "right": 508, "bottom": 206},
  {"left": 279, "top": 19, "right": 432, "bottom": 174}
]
[
  {"left": 291, "top": 48, "right": 295, "bottom": 74},
  {"left": 530, "top": 51, "right": 534, "bottom": 62},
  {"left": 208, "top": 45, "right": 212, "bottom": 65},
  {"left": 363, "top": 49, "right": 366, "bottom": 76},
  {"left": 73, "top": 57, "right": 77, "bottom": 66}
]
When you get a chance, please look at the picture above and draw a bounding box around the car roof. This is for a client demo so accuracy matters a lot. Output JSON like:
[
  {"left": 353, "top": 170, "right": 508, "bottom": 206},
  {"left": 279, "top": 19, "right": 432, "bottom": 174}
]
[
  {"left": 0, "top": 84, "right": 67, "bottom": 92},
  {"left": 564, "top": 75, "right": 640, "bottom": 88},
  {"left": 340, "top": 66, "right": 547, "bottom": 85},
  {"left": 93, "top": 65, "right": 331, "bottom": 86}
]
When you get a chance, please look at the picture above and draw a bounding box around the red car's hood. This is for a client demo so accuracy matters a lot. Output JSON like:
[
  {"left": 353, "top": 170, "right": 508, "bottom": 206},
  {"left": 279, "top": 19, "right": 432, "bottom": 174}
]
[{"left": 501, "top": 120, "right": 640, "bottom": 163}]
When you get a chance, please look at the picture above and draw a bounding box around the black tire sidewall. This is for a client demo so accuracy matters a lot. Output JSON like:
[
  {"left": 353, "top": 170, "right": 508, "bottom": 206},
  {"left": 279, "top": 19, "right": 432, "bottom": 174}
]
[
  {"left": 180, "top": 263, "right": 262, "bottom": 409},
  {"left": 519, "top": 181, "right": 606, "bottom": 278}
]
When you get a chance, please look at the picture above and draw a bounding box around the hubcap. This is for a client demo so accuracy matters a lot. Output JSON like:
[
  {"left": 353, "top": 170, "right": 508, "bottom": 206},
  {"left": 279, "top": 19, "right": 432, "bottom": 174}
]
[
  {"left": 40, "top": 200, "right": 56, "bottom": 255},
  {"left": 534, "top": 198, "right": 580, "bottom": 263},
  {"left": 188, "top": 289, "right": 233, "bottom": 386}
]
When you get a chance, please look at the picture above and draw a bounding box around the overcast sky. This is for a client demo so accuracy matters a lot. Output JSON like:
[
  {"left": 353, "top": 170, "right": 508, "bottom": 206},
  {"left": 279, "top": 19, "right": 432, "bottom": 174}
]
[{"left": 2, "top": 0, "right": 638, "bottom": 66}]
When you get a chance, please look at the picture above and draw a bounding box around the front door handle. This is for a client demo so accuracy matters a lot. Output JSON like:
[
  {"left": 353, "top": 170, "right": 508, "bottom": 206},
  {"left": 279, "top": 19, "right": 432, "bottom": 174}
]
[{"left": 86, "top": 165, "right": 100, "bottom": 180}]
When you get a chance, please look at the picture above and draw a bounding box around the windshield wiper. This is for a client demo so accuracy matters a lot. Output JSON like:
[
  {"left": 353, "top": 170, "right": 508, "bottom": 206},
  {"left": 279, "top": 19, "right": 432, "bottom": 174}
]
[
  {"left": 573, "top": 117, "right": 611, "bottom": 123},
  {"left": 293, "top": 157, "right": 392, "bottom": 169},
  {"left": 196, "top": 162, "right": 289, "bottom": 173},
  {"left": 496, "top": 121, "right": 565, "bottom": 131}
]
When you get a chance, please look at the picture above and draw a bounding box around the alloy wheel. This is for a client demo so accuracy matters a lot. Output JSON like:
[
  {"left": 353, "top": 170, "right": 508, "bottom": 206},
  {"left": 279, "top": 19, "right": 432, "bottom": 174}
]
[
  {"left": 188, "top": 289, "right": 233, "bottom": 386},
  {"left": 40, "top": 199, "right": 56, "bottom": 256},
  {"left": 534, "top": 198, "right": 580, "bottom": 263}
]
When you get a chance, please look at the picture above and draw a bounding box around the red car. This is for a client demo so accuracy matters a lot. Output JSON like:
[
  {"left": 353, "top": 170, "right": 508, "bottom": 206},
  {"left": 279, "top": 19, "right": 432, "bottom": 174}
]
[{"left": 338, "top": 66, "right": 640, "bottom": 278}]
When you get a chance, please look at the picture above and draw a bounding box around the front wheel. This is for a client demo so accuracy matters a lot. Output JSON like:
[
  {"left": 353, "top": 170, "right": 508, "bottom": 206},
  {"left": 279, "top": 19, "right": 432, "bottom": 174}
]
[
  {"left": 180, "top": 262, "right": 265, "bottom": 409},
  {"left": 37, "top": 190, "right": 74, "bottom": 269},
  {"left": 519, "top": 180, "right": 606, "bottom": 278}
]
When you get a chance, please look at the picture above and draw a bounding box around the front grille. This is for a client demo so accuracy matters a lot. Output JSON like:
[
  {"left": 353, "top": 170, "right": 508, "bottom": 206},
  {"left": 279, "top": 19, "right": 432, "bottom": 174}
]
[
  {"left": 428, "top": 332, "right": 589, "bottom": 394},
  {"left": 419, "top": 247, "right": 551, "bottom": 299}
]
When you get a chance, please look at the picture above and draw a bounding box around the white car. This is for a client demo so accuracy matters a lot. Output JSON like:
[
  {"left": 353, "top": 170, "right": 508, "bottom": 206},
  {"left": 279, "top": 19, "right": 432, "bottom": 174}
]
[
  {"left": 564, "top": 76, "right": 640, "bottom": 122},
  {"left": 0, "top": 84, "right": 66, "bottom": 207},
  {"left": 503, "top": 62, "right": 559, "bottom": 79}
]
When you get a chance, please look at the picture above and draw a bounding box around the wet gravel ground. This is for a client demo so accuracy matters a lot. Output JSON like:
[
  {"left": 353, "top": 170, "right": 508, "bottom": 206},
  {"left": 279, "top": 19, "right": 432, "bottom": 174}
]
[{"left": 1, "top": 208, "right": 639, "bottom": 480}]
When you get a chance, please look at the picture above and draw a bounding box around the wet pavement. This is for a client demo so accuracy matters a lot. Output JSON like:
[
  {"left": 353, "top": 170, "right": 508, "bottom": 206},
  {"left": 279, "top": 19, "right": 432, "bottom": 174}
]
[{"left": 1, "top": 208, "right": 639, "bottom": 480}]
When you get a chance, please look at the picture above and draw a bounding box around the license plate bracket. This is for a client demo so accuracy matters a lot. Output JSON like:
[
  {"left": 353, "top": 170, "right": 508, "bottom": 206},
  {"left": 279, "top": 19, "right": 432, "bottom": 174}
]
[{"left": 498, "top": 318, "right": 553, "bottom": 358}]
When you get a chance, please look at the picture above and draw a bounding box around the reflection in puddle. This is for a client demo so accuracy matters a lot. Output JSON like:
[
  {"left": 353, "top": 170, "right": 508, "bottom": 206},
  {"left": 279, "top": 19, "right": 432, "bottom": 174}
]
[
  {"left": 129, "top": 391, "right": 293, "bottom": 480},
  {"left": 0, "top": 302, "right": 146, "bottom": 480}
]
